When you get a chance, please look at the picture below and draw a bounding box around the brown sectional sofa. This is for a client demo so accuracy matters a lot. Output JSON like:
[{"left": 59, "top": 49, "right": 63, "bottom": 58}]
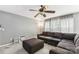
[
  {"left": 37, "top": 32, "right": 76, "bottom": 46},
  {"left": 37, "top": 32, "right": 79, "bottom": 54}
]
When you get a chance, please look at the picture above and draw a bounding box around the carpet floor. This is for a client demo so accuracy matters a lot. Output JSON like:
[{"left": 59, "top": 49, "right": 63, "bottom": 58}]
[{"left": 0, "top": 42, "right": 55, "bottom": 54}]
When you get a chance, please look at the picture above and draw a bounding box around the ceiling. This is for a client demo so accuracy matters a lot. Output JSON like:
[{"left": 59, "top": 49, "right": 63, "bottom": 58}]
[{"left": 0, "top": 5, "right": 79, "bottom": 20}]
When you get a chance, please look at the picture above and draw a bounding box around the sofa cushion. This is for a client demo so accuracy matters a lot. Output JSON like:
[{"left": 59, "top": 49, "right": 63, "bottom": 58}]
[
  {"left": 42, "top": 32, "right": 55, "bottom": 37},
  {"left": 59, "top": 39, "right": 74, "bottom": 44},
  {"left": 58, "top": 39, "right": 75, "bottom": 52},
  {"left": 74, "top": 34, "right": 79, "bottom": 44},
  {"left": 54, "top": 32, "right": 62, "bottom": 39},
  {"left": 62, "top": 33, "right": 76, "bottom": 40},
  {"left": 39, "top": 35, "right": 61, "bottom": 41},
  {"left": 49, "top": 47, "right": 73, "bottom": 54},
  {"left": 42, "top": 32, "right": 49, "bottom": 35},
  {"left": 42, "top": 32, "right": 63, "bottom": 39}
]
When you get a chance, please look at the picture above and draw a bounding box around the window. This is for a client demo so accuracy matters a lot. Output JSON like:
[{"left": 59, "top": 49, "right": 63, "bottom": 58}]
[
  {"left": 60, "top": 15, "right": 74, "bottom": 33},
  {"left": 44, "top": 20, "right": 51, "bottom": 31},
  {"left": 44, "top": 14, "right": 74, "bottom": 33},
  {"left": 51, "top": 17, "right": 60, "bottom": 32}
]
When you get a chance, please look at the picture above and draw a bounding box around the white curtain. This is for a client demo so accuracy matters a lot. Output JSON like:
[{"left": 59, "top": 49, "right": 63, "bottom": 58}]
[
  {"left": 73, "top": 13, "right": 79, "bottom": 33},
  {"left": 51, "top": 17, "right": 61, "bottom": 32},
  {"left": 60, "top": 15, "right": 74, "bottom": 33},
  {"left": 44, "top": 20, "right": 51, "bottom": 31},
  {"left": 44, "top": 14, "right": 74, "bottom": 33}
]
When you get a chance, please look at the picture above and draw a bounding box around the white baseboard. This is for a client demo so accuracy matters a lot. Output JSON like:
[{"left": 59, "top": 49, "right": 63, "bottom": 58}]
[{"left": 0, "top": 43, "right": 12, "bottom": 47}]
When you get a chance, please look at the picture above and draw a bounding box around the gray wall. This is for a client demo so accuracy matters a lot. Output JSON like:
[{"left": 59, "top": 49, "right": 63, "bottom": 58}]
[{"left": 0, "top": 11, "right": 38, "bottom": 45}]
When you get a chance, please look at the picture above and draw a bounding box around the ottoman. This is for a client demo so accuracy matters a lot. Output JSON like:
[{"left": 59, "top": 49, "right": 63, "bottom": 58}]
[{"left": 22, "top": 38, "right": 44, "bottom": 54}]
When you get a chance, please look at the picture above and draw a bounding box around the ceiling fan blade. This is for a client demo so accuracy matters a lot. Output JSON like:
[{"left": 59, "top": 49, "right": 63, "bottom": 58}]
[
  {"left": 34, "top": 13, "right": 40, "bottom": 18},
  {"left": 29, "top": 9, "right": 37, "bottom": 11},
  {"left": 34, "top": 13, "right": 46, "bottom": 18},
  {"left": 44, "top": 10, "right": 55, "bottom": 13}
]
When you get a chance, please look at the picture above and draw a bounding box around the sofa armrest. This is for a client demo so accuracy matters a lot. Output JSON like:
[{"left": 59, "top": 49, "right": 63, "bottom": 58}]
[
  {"left": 37, "top": 34, "right": 43, "bottom": 38},
  {"left": 75, "top": 46, "right": 79, "bottom": 54}
]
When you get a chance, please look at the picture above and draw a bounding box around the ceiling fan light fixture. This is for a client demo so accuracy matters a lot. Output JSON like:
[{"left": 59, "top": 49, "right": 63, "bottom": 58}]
[{"left": 29, "top": 5, "right": 55, "bottom": 18}]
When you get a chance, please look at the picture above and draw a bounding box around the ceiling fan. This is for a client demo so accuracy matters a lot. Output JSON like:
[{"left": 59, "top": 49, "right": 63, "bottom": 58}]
[{"left": 29, "top": 5, "right": 55, "bottom": 18}]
